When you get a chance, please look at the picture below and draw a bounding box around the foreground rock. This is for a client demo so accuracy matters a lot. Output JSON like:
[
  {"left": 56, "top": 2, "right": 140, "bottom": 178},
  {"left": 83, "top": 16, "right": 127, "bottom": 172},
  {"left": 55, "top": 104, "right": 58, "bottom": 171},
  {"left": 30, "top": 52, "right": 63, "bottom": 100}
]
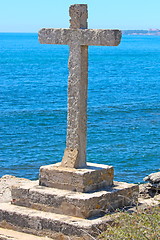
[
  {"left": 0, "top": 175, "right": 31, "bottom": 203},
  {"left": 144, "top": 171, "right": 160, "bottom": 186},
  {"left": 143, "top": 171, "right": 160, "bottom": 197}
]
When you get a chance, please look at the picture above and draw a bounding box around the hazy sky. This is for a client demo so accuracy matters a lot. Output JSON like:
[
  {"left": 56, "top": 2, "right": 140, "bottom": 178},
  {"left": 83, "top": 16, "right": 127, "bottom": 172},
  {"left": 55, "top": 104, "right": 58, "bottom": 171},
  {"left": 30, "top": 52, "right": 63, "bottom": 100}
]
[{"left": 0, "top": 0, "right": 159, "bottom": 32}]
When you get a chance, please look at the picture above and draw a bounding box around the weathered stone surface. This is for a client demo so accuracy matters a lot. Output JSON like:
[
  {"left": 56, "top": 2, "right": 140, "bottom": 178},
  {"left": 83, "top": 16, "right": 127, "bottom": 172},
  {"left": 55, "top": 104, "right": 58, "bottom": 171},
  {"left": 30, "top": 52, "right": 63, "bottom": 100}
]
[
  {"left": 39, "top": 162, "right": 114, "bottom": 192},
  {"left": 0, "top": 175, "right": 32, "bottom": 203},
  {"left": 144, "top": 171, "right": 160, "bottom": 184},
  {"left": 61, "top": 148, "right": 84, "bottom": 168},
  {"left": 138, "top": 197, "right": 160, "bottom": 210},
  {"left": 0, "top": 203, "right": 114, "bottom": 239},
  {"left": 12, "top": 180, "right": 139, "bottom": 219},
  {"left": 143, "top": 172, "right": 160, "bottom": 195},
  {"left": 69, "top": 4, "right": 88, "bottom": 29},
  {"left": 61, "top": 5, "right": 88, "bottom": 168},
  {"left": 39, "top": 28, "right": 122, "bottom": 46},
  {"left": 61, "top": 44, "right": 88, "bottom": 168}
]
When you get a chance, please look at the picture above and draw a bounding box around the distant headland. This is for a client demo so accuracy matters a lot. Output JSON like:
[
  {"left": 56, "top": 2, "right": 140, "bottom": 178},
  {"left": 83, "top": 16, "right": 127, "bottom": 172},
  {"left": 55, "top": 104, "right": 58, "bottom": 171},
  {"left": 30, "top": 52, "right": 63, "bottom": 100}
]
[{"left": 123, "top": 29, "right": 160, "bottom": 35}]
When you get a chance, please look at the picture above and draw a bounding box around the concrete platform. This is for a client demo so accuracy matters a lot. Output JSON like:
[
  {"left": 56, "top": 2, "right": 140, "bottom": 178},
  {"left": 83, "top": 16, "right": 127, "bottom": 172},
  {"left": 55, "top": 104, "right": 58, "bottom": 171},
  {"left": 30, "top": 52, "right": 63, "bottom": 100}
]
[
  {"left": 39, "top": 162, "right": 114, "bottom": 192},
  {"left": 12, "top": 180, "right": 139, "bottom": 218},
  {"left": 0, "top": 203, "right": 114, "bottom": 240}
]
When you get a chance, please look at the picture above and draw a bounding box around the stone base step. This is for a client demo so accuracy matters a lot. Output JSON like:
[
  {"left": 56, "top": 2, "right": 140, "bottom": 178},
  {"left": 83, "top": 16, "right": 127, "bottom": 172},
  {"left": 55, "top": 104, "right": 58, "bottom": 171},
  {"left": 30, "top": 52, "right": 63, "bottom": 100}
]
[
  {"left": 0, "top": 227, "right": 52, "bottom": 240},
  {"left": 12, "top": 181, "right": 139, "bottom": 218},
  {"left": 0, "top": 203, "right": 114, "bottom": 240},
  {"left": 39, "top": 162, "right": 114, "bottom": 192}
]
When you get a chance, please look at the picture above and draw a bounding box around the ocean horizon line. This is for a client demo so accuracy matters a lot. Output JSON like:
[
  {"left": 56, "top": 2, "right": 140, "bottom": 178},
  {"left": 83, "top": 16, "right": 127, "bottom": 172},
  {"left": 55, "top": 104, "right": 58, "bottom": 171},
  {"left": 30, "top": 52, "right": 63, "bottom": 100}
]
[{"left": 0, "top": 29, "right": 160, "bottom": 36}]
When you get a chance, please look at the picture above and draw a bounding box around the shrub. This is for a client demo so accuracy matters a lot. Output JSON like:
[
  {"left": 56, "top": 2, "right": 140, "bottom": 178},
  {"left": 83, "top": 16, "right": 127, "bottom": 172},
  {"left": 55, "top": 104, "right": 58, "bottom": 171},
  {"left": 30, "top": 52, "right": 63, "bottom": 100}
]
[{"left": 99, "top": 206, "right": 160, "bottom": 240}]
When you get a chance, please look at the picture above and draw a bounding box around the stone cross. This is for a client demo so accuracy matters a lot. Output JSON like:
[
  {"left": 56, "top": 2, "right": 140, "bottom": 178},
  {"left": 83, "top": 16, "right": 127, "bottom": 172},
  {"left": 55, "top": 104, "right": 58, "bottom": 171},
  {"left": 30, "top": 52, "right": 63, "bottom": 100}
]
[{"left": 39, "top": 4, "right": 121, "bottom": 169}]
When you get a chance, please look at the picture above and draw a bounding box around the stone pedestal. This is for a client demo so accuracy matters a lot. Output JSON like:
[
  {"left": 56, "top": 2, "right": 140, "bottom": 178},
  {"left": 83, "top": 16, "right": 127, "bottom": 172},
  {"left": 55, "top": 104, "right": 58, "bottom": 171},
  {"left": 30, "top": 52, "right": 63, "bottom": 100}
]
[
  {"left": 0, "top": 163, "right": 139, "bottom": 239},
  {"left": 39, "top": 162, "right": 114, "bottom": 192},
  {"left": 0, "top": 163, "right": 139, "bottom": 240},
  {"left": 0, "top": 176, "right": 139, "bottom": 239}
]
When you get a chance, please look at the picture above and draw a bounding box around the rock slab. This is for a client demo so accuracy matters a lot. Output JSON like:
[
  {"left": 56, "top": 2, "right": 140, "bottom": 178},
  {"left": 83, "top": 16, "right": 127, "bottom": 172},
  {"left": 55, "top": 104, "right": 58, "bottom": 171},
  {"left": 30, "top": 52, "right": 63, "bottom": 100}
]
[{"left": 143, "top": 171, "right": 160, "bottom": 195}]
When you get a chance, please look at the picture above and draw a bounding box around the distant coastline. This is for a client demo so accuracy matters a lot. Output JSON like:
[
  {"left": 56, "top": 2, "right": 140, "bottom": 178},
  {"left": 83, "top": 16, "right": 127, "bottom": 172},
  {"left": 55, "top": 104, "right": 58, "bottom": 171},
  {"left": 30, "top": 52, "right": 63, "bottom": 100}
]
[{"left": 123, "top": 29, "right": 160, "bottom": 36}]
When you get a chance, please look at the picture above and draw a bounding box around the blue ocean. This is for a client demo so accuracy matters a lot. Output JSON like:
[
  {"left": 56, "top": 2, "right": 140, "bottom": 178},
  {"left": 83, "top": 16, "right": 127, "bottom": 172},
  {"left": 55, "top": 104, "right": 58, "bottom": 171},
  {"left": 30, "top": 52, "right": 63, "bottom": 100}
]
[{"left": 0, "top": 33, "right": 160, "bottom": 183}]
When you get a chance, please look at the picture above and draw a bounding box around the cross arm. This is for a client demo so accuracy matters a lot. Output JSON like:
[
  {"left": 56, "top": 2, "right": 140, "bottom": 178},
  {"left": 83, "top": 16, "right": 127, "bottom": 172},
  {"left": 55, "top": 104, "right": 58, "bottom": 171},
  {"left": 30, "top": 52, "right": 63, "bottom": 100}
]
[{"left": 38, "top": 28, "right": 122, "bottom": 46}]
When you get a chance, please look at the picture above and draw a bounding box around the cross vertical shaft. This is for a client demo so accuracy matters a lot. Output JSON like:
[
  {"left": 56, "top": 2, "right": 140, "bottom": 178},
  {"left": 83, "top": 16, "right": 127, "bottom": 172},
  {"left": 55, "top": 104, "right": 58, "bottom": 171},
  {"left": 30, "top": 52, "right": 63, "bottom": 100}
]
[{"left": 61, "top": 5, "right": 88, "bottom": 168}]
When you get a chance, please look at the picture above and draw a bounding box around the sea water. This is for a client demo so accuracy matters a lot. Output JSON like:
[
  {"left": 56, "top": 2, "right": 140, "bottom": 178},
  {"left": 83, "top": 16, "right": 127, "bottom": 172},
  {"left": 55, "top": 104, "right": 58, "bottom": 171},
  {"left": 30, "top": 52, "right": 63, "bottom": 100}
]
[{"left": 0, "top": 33, "right": 160, "bottom": 183}]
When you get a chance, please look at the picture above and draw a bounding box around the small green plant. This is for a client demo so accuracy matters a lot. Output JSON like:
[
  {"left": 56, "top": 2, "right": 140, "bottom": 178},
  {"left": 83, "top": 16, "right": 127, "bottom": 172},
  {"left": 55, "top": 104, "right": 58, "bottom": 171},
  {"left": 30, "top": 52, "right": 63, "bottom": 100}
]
[{"left": 98, "top": 206, "right": 160, "bottom": 240}]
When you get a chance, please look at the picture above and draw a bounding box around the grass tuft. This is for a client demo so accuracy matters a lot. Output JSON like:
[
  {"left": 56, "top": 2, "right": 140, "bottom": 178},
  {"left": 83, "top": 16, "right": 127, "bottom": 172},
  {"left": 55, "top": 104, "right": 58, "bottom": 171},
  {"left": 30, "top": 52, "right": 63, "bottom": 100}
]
[{"left": 98, "top": 206, "right": 160, "bottom": 240}]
